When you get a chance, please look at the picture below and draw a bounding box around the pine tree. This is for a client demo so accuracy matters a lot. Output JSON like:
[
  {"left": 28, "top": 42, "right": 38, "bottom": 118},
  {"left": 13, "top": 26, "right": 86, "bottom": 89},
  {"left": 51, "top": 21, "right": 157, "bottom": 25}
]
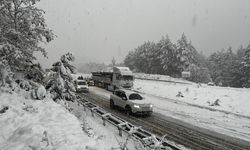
[
  {"left": 207, "top": 47, "right": 243, "bottom": 87},
  {"left": 156, "top": 35, "right": 177, "bottom": 76},
  {"left": 124, "top": 51, "right": 136, "bottom": 72},
  {"left": 241, "top": 43, "right": 250, "bottom": 87},
  {"left": 46, "top": 53, "right": 76, "bottom": 101},
  {"left": 131, "top": 41, "right": 157, "bottom": 73},
  {"left": 176, "top": 33, "right": 198, "bottom": 74}
]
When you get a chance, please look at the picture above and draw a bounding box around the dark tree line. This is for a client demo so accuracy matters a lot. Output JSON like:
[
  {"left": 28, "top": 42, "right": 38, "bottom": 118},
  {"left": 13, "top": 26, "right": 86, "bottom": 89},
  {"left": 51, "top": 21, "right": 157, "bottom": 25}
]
[
  {"left": 207, "top": 45, "right": 250, "bottom": 87},
  {"left": 124, "top": 33, "right": 250, "bottom": 88}
]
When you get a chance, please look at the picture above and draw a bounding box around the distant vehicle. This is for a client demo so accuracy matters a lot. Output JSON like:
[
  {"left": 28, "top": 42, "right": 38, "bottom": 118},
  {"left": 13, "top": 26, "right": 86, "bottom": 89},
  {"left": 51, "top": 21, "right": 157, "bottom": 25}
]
[
  {"left": 76, "top": 80, "right": 89, "bottom": 92},
  {"left": 92, "top": 66, "right": 134, "bottom": 91},
  {"left": 88, "top": 80, "right": 94, "bottom": 86},
  {"left": 110, "top": 89, "right": 153, "bottom": 116},
  {"left": 207, "top": 82, "right": 215, "bottom": 86},
  {"left": 77, "top": 76, "right": 84, "bottom": 80}
]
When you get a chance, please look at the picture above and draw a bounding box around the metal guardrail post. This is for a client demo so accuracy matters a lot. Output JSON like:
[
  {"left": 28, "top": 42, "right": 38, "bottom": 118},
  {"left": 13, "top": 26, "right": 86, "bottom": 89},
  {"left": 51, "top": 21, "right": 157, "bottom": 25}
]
[
  {"left": 76, "top": 95, "right": 180, "bottom": 150},
  {"left": 91, "top": 109, "right": 94, "bottom": 117},
  {"left": 101, "top": 113, "right": 111, "bottom": 126},
  {"left": 102, "top": 116, "right": 106, "bottom": 126},
  {"left": 83, "top": 105, "right": 86, "bottom": 111},
  {"left": 118, "top": 126, "right": 122, "bottom": 137}
]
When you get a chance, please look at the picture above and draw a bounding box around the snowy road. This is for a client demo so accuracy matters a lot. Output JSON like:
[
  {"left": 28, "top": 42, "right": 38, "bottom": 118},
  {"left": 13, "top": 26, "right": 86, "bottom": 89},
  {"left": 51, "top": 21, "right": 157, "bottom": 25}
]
[
  {"left": 133, "top": 79, "right": 250, "bottom": 142},
  {"left": 79, "top": 86, "right": 250, "bottom": 150}
]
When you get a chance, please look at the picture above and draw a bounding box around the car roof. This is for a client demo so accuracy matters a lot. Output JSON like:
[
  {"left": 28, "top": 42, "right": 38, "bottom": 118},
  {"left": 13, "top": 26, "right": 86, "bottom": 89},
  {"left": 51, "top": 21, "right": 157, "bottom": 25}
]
[
  {"left": 116, "top": 89, "right": 138, "bottom": 95},
  {"left": 77, "top": 80, "right": 87, "bottom": 83}
]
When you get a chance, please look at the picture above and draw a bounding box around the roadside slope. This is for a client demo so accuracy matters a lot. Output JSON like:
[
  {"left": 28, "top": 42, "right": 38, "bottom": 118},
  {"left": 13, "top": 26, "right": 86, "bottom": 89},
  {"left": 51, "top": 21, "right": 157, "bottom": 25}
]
[{"left": 0, "top": 89, "right": 138, "bottom": 150}]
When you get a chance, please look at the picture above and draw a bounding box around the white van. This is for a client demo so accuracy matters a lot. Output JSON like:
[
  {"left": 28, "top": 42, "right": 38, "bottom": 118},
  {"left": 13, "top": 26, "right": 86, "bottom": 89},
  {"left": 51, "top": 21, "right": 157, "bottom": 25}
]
[{"left": 76, "top": 80, "right": 89, "bottom": 92}]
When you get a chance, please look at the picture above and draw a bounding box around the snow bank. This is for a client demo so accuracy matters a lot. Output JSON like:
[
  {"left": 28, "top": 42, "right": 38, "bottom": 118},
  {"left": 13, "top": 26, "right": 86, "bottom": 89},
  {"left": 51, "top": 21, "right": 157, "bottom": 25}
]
[
  {"left": 134, "top": 79, "right": 250, "bottom": 117},
  {"left": 134, "top": 73, "right": 192, "bottom": 84},
  {"left": 68, "top": 101, "right": 143, "bottom": 150},
  {"left": 0, "top": 91, "right": 92, "bottom": 150},
  {"left": 0, "top": 89, "right": 141, "bottom": 150}
]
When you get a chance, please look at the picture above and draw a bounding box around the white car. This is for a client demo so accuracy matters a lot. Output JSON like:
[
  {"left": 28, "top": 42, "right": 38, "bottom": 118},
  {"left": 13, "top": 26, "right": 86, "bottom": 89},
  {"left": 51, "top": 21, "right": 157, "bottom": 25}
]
[
  {"left": 207, "top": 82, "right": 215, "bottom": 86},
  {"left": 76, "top": 80, "right": 89, "bottom": 92},
  {"left": 110, "top": 89, "right": 153, "bottom": 116}
]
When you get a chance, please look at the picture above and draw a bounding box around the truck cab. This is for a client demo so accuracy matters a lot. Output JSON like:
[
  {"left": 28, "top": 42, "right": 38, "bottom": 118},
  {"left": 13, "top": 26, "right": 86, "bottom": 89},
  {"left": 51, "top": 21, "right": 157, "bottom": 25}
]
[
  {"left": 112, "top": 67, "right": 134, "bottom": 89},
  {"left": 91, "top": 66, "right": 134, "bottom": 91}
]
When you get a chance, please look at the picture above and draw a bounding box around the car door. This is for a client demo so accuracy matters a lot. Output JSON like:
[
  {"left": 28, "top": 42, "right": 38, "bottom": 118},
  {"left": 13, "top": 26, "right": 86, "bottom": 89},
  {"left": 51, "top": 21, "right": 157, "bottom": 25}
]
[
  {"left": 113, "top": 91, "right": 122, "bottom": 106},
  {"left": 119, "top": 92, "right": 128, "bottom": 109}
]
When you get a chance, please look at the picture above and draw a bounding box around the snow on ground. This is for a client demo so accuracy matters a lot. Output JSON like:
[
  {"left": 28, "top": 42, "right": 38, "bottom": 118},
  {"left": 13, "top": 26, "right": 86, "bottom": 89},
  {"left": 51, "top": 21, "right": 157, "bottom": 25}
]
[
  {"left": 68, "top": 101, "right": 143, "bottom": 150},
  {"left": 134, "top": 73, "right": 192, "bottom": 84},
  {"left": 0, "top": 88, "right": 139, "bottom": 150},
  {"left": 133, "top": 79, "right": 250, "bottom": 117},
  {"left": 89, "top": 86, "right": 250, "bottom": 142}
]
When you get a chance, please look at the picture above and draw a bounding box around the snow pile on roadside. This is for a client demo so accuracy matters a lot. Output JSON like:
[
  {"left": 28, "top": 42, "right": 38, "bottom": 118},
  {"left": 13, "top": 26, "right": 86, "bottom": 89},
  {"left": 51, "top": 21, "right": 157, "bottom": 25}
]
[
  {"left": 0, "top": 90, "right": 93, "bottom": 150},
  {"left": 68, "top": 101, "right": 144, "bottom": 150},
  {"left": 134, "top": 79, "right": 250, "bottom": 116},
  {"left": 134, "top": 73, "right": 192, "bottom": 84},
  {"left": 0, "top": 88, "right": 142, "bottom": 150}
]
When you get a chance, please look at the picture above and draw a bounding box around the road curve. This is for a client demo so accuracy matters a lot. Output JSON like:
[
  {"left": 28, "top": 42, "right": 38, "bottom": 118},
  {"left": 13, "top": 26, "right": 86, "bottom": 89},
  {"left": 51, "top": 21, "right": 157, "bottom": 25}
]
[{"left": 79, "top": 91, "right": 250, "bottom": 150}]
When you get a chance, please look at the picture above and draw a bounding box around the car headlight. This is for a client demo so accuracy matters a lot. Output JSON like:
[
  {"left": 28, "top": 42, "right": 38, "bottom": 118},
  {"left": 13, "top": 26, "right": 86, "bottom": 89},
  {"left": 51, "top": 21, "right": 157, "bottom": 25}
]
[{"left": 133, "top": 104, "right": 140, "bottom": 108}]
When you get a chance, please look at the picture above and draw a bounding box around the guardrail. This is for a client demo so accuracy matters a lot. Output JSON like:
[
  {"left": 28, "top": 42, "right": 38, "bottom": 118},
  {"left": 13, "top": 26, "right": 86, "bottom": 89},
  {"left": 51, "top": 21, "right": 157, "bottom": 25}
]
[
  {"left": 76, "top": 94, "right": 181, "bottom": 150},
  {"left": 135, "top": 77, "right": 192, "bottom": 85}
]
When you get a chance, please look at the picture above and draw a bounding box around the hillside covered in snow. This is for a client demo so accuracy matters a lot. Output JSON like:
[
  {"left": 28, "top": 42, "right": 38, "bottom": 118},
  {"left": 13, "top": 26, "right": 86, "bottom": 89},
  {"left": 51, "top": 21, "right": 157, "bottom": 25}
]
[
  {"left": 133, "top": 73, "right": 250, "bottom": 117},
  {"left": 0, "top": 88, "right": 140, "bottom": 150}
]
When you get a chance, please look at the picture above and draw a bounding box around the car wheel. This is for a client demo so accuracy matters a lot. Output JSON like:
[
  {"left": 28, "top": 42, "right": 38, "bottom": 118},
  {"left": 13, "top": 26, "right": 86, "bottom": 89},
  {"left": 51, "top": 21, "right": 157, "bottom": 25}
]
[
  {"left": 110, "top": 100, "right": 115, "bottom": 109},
  {"left": 125, "top": 106, "right": 132, "bottom": 115}
]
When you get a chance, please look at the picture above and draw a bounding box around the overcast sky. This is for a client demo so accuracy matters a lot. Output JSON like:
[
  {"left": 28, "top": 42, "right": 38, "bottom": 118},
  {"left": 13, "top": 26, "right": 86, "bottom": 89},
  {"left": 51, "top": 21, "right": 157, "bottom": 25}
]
[{"left": 36, "top": 0, "right": 250, "bottom": 68}]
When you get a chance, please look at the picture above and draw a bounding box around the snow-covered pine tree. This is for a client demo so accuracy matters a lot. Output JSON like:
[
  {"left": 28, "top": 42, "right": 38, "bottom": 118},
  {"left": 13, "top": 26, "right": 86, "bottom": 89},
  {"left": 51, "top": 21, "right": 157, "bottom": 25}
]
[
  {"left": 124, "top": 51, "right": 136, "bottom": 72},
  {"left": 241, "top": 43, "right": 250, "bottom": 87},
  {"left": 135, "top": 41, "right": 157, "bottom": 73},
  {"left": 46, "top": 53, "right": 76, "bottom": 102},
  {"left": 157, "top": 35, "right": 178, "bottom": 76},
  {"left": 176, "top": 33, "right": 197, "bottom": 75}
]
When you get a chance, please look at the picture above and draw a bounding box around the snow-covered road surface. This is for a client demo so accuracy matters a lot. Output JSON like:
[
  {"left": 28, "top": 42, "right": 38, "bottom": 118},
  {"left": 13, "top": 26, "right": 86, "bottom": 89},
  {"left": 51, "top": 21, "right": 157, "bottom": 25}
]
[{"left": 89, "top": 85, "right": 250, "bottom": 143}]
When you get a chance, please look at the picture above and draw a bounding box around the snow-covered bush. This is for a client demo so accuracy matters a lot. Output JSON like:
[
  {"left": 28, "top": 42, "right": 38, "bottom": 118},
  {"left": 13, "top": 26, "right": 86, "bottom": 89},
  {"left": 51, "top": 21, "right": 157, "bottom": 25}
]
[
  {"left": 46, "top": 53, "right": 76, "bottom": 102},
  {"left": 31, "top": 85, "right": 46, "bottom": 100},
  {"left": 25, "top": 63, "right": 46, "bottom": 84}
]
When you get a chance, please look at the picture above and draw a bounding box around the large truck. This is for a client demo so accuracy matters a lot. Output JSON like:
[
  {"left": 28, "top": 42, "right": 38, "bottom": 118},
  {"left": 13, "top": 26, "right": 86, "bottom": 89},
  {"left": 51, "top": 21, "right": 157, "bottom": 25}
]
[{"left": 92, "top": 66, "right": 134, "bottom": 91}]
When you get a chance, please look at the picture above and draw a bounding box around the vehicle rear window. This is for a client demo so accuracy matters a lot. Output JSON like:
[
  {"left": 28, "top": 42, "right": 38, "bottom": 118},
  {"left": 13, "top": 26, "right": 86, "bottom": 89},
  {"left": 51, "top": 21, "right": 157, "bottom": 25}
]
[
  {"left": 129, "top": 93, "right": 143, "bottom": 100},
  {"left": 78, "top": 81, "right": 86, "bottom": 85},
  {"left": 122, "top": 75, "right": 133, "bottom": 80}
]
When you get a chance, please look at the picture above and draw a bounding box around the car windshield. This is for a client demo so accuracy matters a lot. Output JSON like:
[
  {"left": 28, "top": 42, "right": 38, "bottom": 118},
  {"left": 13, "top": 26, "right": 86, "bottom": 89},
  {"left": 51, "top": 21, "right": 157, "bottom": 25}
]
[
  {"left": 78, "top": 81, "right": 86, "bottom": 85},
  {"left": 129, "top": 93, "right": 143, "bottom": 100},
  {"left": 122, "top": 75, "right": 133, "bottom": 80}
]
